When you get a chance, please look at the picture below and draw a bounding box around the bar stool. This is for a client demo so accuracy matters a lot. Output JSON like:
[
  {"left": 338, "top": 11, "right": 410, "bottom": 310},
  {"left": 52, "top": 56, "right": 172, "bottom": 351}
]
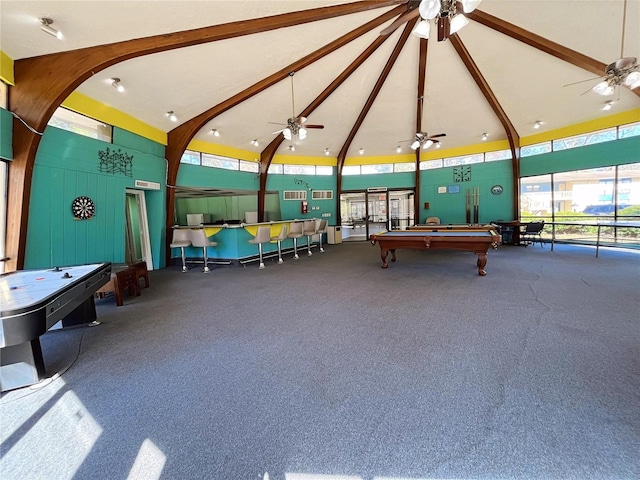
[
  {"left": 316, "top": 219, "right": 328, "bottom": 252},
  {"left": 287, "top": 222, "right": 304, "bottom": 259},
  {"left": 170, "top": 228, "right": 192, "bottom": 272},
  {"left": 303, "top": 220, "right": 317, "bottom": 256},
  {"left": 189, "top": 228, "right": 218, "bottom": 273},
  {"left": 270, "top": 224, "right": 288, "bottom": 264},
  {"left": 248, "top": 226, "right": 272, "bottom": 269}
]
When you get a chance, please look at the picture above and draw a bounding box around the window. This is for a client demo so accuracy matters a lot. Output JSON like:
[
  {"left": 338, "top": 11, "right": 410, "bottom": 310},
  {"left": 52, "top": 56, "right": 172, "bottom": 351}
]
[
  {"left": 48, "top": 107, "right": 112, "bottom": 142},
  {"left": 444, "top": 153, "right": 483, "bottom": 167},
  {"left": 268, "top": 164, "right": 283, "bottom": 174},
  {"left": 521, "top": 142, "right": 552, "bottom": 157},
  {"left": 485, "top": 149, "right": 512, "bottom": 162},
  {"left": 316, "top": 165, "right": 333, "bottom": 176},
  {"left": 239, "top": 160, "right": 259, "bottom": 173},
  {"left": 394, "top": 162, "right": 416, "bottom": 172},
  {"left": 420, "top": 159, "right": 443, "bottom": 170},
  {"left": 520, "top": 175, "right": 552, "bottom": 221},
  {"left": 342, "top": 165, "right": 360, "bottom": 175},
  {"left": 553, "top": 128, "right": 616, "bottom": 151},
  {"left": 619, "top": 122, "right": 640, "bottom": 139},
  {"left": 283, "top": 164, "right": 315, "bottom": 175},
  {"left": 180, "top": 150, "right": 201, "bottom": 165},
  {"left": 201, "top": 153, "right": 236, "bottom": 169},
  {"left": 361, "top": 164, "right": 393, "bottom": 174}
]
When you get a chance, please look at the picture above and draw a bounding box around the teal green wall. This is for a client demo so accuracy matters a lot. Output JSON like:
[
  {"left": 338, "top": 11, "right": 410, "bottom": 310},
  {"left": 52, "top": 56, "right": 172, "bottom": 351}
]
[
  {"left": 520, "top": 136, "right": 640, "bottom": 177},
  {"left": 0, "top": 108, "right": 12, "bottom": 160},
  {"left": 419, "top": 161, "right": 514, "bottom": 224},
  {"left": 25, "top": 125, "right": 167, "bottom": 269},
  {"left": 266, "top": 173, "right": 337, "bottom": 223},
  {"left": 177, "top": 163, "right": 259, "bottom": 190},
  {"left": 342, "top": 172, "right": 415, "bottom": 190}
]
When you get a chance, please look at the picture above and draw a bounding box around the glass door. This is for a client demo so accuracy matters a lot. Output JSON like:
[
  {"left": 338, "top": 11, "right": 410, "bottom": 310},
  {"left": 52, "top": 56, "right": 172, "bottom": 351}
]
[{"left": 365, "top": 190, "right": 389, "bottom": 236}]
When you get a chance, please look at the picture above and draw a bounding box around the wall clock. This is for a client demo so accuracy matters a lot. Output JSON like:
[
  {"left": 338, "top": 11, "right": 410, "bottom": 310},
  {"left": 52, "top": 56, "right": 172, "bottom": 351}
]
[
  {"left": 491, "top": 185, "right": 504, "bottom": 195},
  {"left": 71, "top": 196, "right": 95, "bottom": 220},
  {"left": 453, "top": 166, "right": 471, "bottom": 183}
]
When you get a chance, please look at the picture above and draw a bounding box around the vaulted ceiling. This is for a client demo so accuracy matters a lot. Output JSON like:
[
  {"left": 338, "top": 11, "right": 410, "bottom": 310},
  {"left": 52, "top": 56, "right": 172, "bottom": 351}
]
[{"left": 2, "top": 0, "right": 639, "bottom": 161}]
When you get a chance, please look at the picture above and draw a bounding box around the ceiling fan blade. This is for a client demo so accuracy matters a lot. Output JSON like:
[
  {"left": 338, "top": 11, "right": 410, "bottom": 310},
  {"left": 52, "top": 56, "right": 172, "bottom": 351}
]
[
  {"left": 429, "top": 133, "right": 446, "bottom": 138},
  {"left": 268, "top": 121, "right": 287, "bottom": 126},
  {"left": 380, "top": 9, "right": 420, "bottom": 35},
  {"left": 563, "top": 76, "right": 603, "bottom": 87},
  {"left": 305, "top": 125, "right": 324, "bottom": 129},
  {"left": 271, "top": 128, "right": 286, "bottom": 134}
]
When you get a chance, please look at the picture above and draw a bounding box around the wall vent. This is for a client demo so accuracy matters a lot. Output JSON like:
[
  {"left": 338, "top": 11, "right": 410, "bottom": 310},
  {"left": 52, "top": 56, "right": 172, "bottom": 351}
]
[
  {"left": 283, "top": 190, "right": 307, "bottom": 200},
  {"left": 312, "top": 190, "right": 333, "bottom": 200},
  {"left": 134, "top": 179, "right": 160, "bottom": 190}
]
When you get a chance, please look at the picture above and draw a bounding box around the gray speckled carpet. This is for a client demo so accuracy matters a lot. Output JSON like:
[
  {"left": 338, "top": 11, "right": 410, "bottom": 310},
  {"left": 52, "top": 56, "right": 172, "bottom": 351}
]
[{"left": 1, "top": 242, "right": 639, "bottom": 480}]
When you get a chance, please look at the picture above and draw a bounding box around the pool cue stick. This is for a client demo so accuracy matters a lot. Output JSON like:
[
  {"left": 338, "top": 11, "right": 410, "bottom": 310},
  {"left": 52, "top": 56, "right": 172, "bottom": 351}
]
[
  {"left": 466, "top": 188, "right": 471, "bottom": 223},
  {"left": 474, "top": 186, "right": 479, "bottom": 224}
]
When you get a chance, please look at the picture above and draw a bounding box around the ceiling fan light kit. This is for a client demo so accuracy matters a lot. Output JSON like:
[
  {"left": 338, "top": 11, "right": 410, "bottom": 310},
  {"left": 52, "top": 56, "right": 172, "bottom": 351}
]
[
  {"left": 592, "top": 57, "right": 640, "bottom": 96},
  {"left": 413, "top": 0, "right": 480, "bottom": 41}
]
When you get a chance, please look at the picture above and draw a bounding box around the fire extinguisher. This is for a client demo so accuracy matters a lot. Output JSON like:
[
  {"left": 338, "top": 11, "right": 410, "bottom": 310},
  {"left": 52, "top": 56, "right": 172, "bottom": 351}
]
[{"left": 301, "top": 201, "right": 308, "bottom": 214}]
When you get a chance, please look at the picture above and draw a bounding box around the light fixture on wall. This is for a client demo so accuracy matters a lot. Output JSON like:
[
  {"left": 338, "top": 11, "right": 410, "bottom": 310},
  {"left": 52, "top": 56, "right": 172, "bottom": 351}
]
[
  {"left": 412, "top": 0, "right": 481, "bottom": 42},
  {"left": 210, "top": 129, "right": 220, "bottom": 137},
  {"left": 111, "top": 78, "right": 124, "bottom": 93},
  {"left": 166, "top": 111, "right": 177, "bottom": 122},
  {"left": 39, "top": 17, "right": 63, "bottom": 39}
]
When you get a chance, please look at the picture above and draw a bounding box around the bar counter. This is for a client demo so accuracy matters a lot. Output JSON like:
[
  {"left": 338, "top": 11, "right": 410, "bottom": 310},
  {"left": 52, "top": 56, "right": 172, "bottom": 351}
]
[{"left": 171, "top": 219, "right": 324, "bottom": 264}]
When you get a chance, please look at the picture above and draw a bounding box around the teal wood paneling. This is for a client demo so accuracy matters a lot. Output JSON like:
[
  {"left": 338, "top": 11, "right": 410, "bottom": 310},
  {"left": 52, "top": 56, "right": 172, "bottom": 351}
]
[
  {"left": 113, "top": 127, "right": 165, "bottom": 158},
  {"left": 520, "top": 136, "right": 640, "bottom": 177},
  {"left": 266, "top": 174, "right": 337, "bottom": 222},
  {"left": 25, "top": 126, "right": 167, "bottom": 269},
  {"left": 0, "top": 108, "right": 12, "bottom": 160},
  {"left": 420, "top": 161, "right": 514, "bottom": 224},
  {"left": 177, "top": 163, "right": 259, "bottom": 190},
  {"left": 341, "top": 172, "right": 414, "bottom": 191}
]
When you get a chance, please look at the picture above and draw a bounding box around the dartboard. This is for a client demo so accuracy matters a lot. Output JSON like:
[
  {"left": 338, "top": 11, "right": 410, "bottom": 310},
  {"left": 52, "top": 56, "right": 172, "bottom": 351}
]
[{"left": 71, "top": 196, "right": 95, "bottom": 220}]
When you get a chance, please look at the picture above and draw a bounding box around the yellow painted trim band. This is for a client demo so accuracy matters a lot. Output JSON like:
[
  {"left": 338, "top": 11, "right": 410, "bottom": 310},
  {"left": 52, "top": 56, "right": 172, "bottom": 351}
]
[
  {"left": 521, "top": 108, "right": 640, "bottom": 146},
  {"left": 0, "top": 50, "right": 15, "bottom": 85},
  {"left": 272, "top": 154, "right": 337, "bottom": 166},
  {"left": 187, "top": 139, "right": 259, "bottom": 162},
  {"left": 62, "top": 92, "right": 167, "bottom": 145},
  {"left": 203, "top": 227, "right": 223, "bottom": 237}
]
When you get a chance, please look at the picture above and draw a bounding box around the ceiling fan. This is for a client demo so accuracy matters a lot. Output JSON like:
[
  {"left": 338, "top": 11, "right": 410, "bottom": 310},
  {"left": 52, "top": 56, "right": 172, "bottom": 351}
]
[
  {"left": 380, "top": 0, "right": 482, "bottom": 41},
  {"left": 564, "top": 0, "right": 640, "bottom": 97},
  {"left": 270, "top": 72, "right": 324, "bottom": 140},
  {"left": 400, "top": 132, "right": 446, "bottom": 150}
]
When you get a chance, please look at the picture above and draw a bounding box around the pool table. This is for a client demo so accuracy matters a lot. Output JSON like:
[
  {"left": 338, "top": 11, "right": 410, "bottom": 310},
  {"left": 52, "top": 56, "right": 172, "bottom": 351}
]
[
  {"left": 370, "top": 229, "right": 501, "bottom": 276},
  {"left": 408, "top": 224, "right": 498, "bottom": 232}
]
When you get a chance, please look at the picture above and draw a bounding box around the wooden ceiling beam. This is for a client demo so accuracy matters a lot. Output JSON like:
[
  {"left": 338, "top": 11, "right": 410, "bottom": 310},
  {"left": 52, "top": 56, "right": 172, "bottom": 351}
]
[
  {"left": 466, "top": 9, "right": 640, "bottom": 98},
  {"left": 258, "top": 32, "right": 395, "bottom": 221},
  {"left": 449, "top": 34, "right": 521, "bottom": 218},
  {"left": 414, "top": 38, "right": 429, "bottom": 223}
]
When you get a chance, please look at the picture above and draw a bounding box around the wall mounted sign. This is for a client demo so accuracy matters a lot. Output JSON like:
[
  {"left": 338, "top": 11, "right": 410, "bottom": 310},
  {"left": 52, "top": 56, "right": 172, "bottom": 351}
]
[
  {"left": 491, "top": 184, "right": 504, "bottom": 195},
  {"left": 453, "top": 166, "right": 471, "bottom": 183},
  {"left": 71, "top": 196, "right": 95, "bottom": 220}
]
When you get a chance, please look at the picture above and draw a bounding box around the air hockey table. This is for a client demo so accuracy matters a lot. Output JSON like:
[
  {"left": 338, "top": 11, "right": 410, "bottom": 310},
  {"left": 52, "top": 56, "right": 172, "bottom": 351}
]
[{"left": 0, "top": 262, "right": 112, "bottom": 392}]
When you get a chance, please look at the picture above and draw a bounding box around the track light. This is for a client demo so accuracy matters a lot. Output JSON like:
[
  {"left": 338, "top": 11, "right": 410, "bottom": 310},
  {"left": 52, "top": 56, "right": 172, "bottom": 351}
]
[
  {"left": 251, "top": 139, "right": 259, "bottom": 147},
  {"left": 166, "top": 111, "right": 177, "bottom": 122},
  {"left": 359, "top": 148, "right": 364, "bottom": 155},
  {"left": 288, "top": 145, "right": 295, "bottom": 152},
  {"left": 111, "top": 78, "right": 124, "bottom": 93},
  {"left": 534, "top": 121, "right": 542, "bottom": 129},
  {"left": 324, "top": 148, "right": 330, "bottom": 156},
  {"left": 602, "top": 101, "right": 614, "bottom": 111},
  {"left": 482, "top": 133, "right": 488, "bottom": 141},
  {"left": 39, "top": 17, "right": 63, "bottom": 39},
  {"left": 210, "top": 129, "right": 220, "bottom": 137},
  {"left": 396, "top": 146, "right": 402, "bottom": 153}
]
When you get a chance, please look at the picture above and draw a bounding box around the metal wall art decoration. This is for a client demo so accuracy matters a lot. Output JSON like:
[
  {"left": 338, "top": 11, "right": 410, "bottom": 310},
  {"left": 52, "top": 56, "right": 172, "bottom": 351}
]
[{"left": 98, "top": 147, "right": 133, "bottom": 177}]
